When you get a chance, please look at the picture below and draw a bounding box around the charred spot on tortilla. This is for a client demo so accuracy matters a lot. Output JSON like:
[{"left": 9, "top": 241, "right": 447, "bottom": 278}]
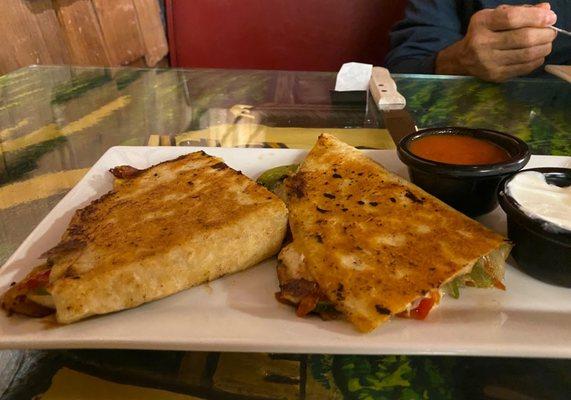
[
  {"left": 323, "top": 193, "right": 336, "bottom": 199},
  {"left": 336, "top": 283, "right": 345, "bottom": 301},
  {"left": 404, "top": 190, "right": 425, "bottom": 204},
  {"left": 210, "top": 162, "right": 227, "bottom": 170},
  {"left": 375, "top": 305, "right": 391, "bottom": 315},
  {"left": 67, "top": 223, "right": 85, "bottom": 237},
  {"left": 316, "top": 206, "right": 329, "bottom": 213}
]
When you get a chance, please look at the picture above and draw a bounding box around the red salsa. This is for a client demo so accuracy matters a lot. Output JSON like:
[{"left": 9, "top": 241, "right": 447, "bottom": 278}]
[{"left": 409, "top": 134, "right": 511, "bottom": 165}]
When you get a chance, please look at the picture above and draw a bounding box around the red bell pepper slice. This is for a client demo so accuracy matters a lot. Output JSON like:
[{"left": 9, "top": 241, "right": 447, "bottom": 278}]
[{"left": 409, "top": 297, "right": 435, "bottom": 320}]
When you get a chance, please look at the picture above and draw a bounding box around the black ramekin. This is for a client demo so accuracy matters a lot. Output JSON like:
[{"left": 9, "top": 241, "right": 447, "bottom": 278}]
[
  {"left": 498, "top": 168, "right": 571, "bottom": 287},
  {"left": 397, "top": 127, "right": 531, "bottom": 217}
]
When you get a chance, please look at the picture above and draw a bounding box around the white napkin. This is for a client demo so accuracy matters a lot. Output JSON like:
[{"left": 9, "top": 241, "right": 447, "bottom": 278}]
[{"left": 334, "top": 62, "right": 373, "bottom": 92}]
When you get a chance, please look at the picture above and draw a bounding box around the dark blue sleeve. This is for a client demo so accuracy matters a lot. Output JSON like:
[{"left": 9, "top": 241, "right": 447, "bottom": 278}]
[{"left": 384, "top": 0, "right": 465, "bottom": 74}]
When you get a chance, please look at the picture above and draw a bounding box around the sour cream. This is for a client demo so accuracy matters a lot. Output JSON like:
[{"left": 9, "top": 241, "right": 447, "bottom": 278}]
[{"left": 507, "top": 171, "right": 571, "bottom": 232}]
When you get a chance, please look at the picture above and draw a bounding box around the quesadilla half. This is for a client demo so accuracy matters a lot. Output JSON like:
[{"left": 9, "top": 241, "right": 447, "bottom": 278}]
[
  {"left": 272, "top": 134, "right": 510, "bottom": 332},
  {"left": 2, "top": 151, "right": 288, "bottom": 323}
]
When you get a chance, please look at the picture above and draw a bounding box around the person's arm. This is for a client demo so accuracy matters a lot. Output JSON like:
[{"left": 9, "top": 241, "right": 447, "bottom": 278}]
[
  {"left": 436, "top": 3, "right": 557, "bottom": 81},
  {"left": 385, "top": 0, "right": 463, "bottom": 74}
]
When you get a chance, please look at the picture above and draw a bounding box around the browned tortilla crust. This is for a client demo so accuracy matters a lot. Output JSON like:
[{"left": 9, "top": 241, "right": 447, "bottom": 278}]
[
  {"left": 36, "top": 151, "right": 287, "bottom": 323},
  {"left": 285, "top": 134, "right": 506, "bottom": 332}
]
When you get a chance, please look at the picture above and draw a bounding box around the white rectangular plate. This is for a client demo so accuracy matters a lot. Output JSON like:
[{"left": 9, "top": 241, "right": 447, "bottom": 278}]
[{"left": 1, "top": 147, "right": 570, "bottom": 358}]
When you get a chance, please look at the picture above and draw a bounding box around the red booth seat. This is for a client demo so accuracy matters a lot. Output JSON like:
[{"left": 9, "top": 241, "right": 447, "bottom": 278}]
[{"left": 166, "top": 0, "right": 407, "bottom": 71}]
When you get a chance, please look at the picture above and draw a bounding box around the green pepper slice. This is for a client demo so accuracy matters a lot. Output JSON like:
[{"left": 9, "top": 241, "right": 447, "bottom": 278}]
[
  {"left": 469, "top": 261, "right": 494, "bottom": 288},
  {"left": 444, "top": 279, "right": 460, "bottom": 299},
  {"left": 256, "top": 164, "right": 298, "bottom": 190}
]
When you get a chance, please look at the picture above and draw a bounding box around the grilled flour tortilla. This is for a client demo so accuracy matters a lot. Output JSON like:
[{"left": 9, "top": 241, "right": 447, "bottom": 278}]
[
  {"left": 2, "top": 151, "right": 288, "bottom": 324},
  {"left": 275, "top": 134, "right": 510, "bottom": 332}
]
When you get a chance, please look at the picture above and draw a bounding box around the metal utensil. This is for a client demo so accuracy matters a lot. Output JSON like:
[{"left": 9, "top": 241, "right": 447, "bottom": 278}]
[
  {"left": 369, "top": 67, "right": 417, "bottom": 143},
  {"left": 549, "top": 25, "right": 571, "bottom": 36}
]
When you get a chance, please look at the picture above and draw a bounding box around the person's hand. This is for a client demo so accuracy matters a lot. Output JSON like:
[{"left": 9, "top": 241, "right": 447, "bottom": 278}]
[{"left": 436, "top": 3, "right": 557, "bottom": 82}]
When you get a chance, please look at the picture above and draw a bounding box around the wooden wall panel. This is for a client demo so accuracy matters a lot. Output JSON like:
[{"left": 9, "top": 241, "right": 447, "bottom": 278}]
[
  {"left": 0, "top": 0, "right": 168, "bottom": 75},
  {"left": 23, "top": 0, "right": 71, "bottom": 66},
  {"left": 132, "top": 0, "right": 169, "bottom": 66},
  {"left": 92, "top": 0, "right": 146, "bottom": 66},
  {"left": 0, "top": 0, "right": 70, "bottom": 74},
  {"left": 54, "top": 0, "right": 111, "bottom": 66}
]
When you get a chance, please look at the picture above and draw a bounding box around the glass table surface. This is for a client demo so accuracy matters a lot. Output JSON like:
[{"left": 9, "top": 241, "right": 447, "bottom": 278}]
[{"left": 0, "top": 66, "right": 570, "bottom": 399}]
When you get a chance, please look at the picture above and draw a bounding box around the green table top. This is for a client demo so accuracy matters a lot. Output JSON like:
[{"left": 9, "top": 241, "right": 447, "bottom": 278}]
[{"left": 0, "top": 66, "right": 570, "bottom": 400}]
